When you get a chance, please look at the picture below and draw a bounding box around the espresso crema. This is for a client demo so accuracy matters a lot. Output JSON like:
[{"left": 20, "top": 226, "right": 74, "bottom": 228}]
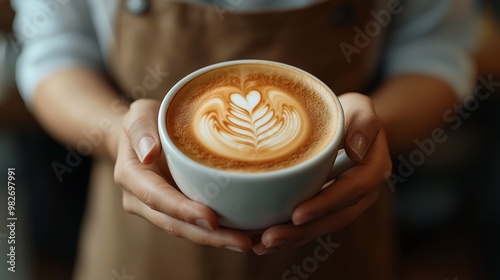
[{"left": 166, "top": 63, "right": 338, "bottom": 172}]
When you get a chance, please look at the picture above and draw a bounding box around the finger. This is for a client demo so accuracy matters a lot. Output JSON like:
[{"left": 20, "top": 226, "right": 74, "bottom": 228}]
[
  {"left": 253, "top": 188, "right": 380, "bottom": 255},
  {"left": 243, "top": 229, "right": 266, "bottom": 246},
  {"left": 122, "top": 191, "right": 252, "bottom": 252},
  {"left": 292, "top": 130, "right": 391, "bottom": 226},
  {"left": 124, "top": 99, "right": 162, "bottom": 164},
  {"left": 115, "top": 134, "right": 220, "bottom": 230},
  {"left": 338, "top": 93, "right": 381, "bottom": 162}
]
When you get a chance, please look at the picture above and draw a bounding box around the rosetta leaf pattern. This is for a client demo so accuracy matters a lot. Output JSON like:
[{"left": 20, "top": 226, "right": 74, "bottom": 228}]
[{"left": 196, "top": 89, "right": 304, "bottom": 160}]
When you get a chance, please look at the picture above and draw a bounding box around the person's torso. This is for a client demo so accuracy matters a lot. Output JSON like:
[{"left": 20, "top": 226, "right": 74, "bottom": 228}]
[{"left": 99, "top": 0, "right": 387, "bottom": 101}]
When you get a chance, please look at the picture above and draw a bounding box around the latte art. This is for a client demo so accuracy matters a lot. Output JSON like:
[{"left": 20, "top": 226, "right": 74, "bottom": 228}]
[
  {"left": 194, "top": 87, "right": 308, "bottom": 161},
  {"left": 166, "top": 63, "right": 338, "bottom": 172}
]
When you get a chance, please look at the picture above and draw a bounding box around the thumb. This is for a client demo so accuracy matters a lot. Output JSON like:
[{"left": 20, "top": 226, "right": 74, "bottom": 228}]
[
  {"left": 124, "top": 99, "right": 162, "bottom": 164},
  {"left": 339, "top": 93, "right": 381, "bottom": 163}
]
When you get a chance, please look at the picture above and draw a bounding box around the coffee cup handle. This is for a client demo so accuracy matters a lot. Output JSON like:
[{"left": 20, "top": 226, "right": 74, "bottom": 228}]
[{"left": 326, "top": 149, "right": 354, "bottom": 182}]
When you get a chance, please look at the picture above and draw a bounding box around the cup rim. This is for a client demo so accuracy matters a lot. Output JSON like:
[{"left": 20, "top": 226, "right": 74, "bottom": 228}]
[{"left": 158, "top": 59, "right": 345, "bottom": 178}]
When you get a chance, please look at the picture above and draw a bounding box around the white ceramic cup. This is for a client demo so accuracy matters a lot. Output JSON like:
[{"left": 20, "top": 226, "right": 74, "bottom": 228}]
[{"left": 158, "top": 60, "right": 353, "bottom": 230}]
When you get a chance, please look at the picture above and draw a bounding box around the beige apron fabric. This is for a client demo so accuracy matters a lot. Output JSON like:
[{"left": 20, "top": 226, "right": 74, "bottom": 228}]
[
  {"left": 73, "top": 1, "right": 394, "bottom": 279},
  {"left": 109, "top": 0, "right": 384, "bottom": 97}
]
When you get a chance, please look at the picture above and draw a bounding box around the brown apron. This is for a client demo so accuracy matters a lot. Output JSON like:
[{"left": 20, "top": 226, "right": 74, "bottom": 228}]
[{"left": 73, "top": 1, "right": 394, "bottom": 279}]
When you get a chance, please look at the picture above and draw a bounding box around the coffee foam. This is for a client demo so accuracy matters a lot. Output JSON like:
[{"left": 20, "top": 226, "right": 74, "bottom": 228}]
[{"left": 167, "top": 63, "right": 338, "bottom": 172}]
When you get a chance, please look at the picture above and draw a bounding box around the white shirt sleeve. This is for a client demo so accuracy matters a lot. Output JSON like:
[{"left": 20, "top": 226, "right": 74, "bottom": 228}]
[
  {"left": 383, "top": 0, "right": 479, "bottom": 99},
  {"left": 11, "top": 0, "right": 103, "bottom": 106}
]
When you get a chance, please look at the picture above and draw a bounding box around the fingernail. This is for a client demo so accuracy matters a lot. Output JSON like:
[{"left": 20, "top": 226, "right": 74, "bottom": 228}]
[
  {"left": 137, "top": 136, "right": 156, "bottom": 163},
  {"left": 350, "top": 132, "right": 368, "bottom": 161},
  {"left": 252, "top": 242, "right": 267, "bottom": 255},
  {"left": 194, "top": 218, "right": 214, "bottom": 231},
  {"left": 224, "top": 246, "right": 246, "bottom": 253},
  {"left": 253, "top": 240, "right": 287, "bottom": 255}
]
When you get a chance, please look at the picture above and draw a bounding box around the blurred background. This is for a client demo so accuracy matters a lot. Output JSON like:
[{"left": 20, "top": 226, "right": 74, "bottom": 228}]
[
  {"left": 0, "top": 1, "right": 90, "bottom": 279},
  {"left": 0, "top": 0, "right": 499, "bottom": 279}
]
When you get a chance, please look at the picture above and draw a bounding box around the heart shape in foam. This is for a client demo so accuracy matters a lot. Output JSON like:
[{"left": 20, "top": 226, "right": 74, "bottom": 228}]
[
  {"left": 230, "top": 90, "right": 261, "bottom": 113},
  {"left": 193, "top": 86, "right": 309, "bottom": 161}
]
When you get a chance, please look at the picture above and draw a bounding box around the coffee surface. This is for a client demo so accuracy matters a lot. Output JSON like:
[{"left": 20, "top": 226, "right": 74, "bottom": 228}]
[{"left": 166, "top": 63, "right": 338, "bottom": 172}]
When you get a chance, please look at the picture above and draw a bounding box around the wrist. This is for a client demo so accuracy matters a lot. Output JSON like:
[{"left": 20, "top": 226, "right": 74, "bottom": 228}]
[{"left": 104, "top": 111, "right": 128, "bottom": 161}]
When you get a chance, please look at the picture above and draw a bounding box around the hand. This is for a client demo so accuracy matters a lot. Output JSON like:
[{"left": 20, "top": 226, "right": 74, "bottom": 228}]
[
  {"left": 113, "top": 99, "right": 252, "bottom": 252},
  {"left": 252, "top": 92, "right": 392, "bottom": 255}
]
